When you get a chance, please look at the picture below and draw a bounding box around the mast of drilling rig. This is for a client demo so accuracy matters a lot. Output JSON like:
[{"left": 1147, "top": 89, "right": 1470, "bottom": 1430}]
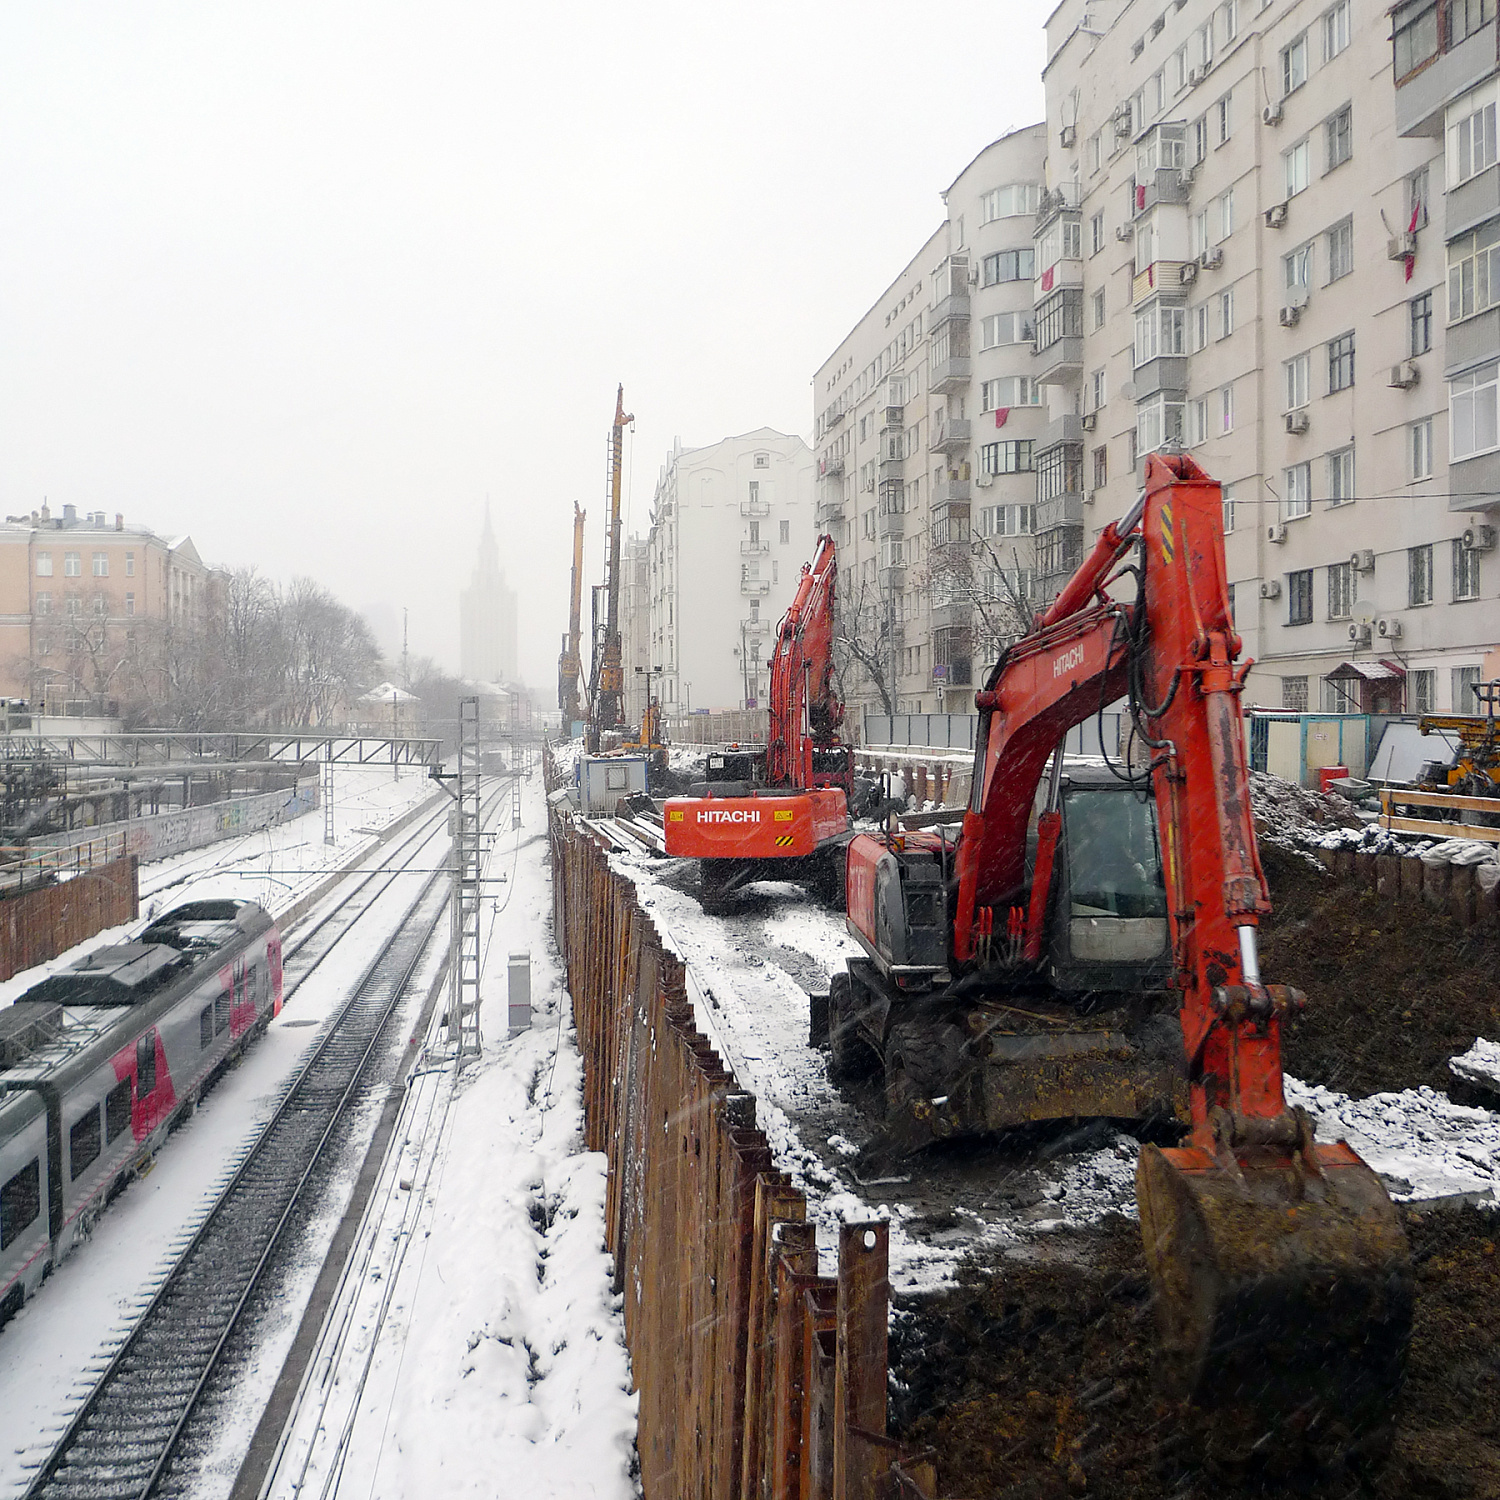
[
  {"left": 587, "top": 384, "right": 632, "bottom": 752},
  {"left": 557, "top": 502, "right": 586, "bottom": 731}
]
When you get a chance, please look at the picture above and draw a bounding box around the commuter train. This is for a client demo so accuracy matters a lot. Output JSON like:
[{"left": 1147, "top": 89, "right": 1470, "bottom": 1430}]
[{"left": 0, "top": 900, "right": 283, "bottom": 1325}]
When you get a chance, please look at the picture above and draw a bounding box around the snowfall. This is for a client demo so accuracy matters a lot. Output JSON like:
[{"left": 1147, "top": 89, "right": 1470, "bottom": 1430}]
[{"left": 0, "top": 758, "right": 1497, "bottom": 1500}]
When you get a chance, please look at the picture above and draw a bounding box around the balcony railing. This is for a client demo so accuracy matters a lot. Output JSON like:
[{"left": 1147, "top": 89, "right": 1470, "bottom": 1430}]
[
  {"left": 933, "top": 474, "right": 970, "bottom": 505},
  {"left": 930, "top": 289, "right": 970, "bottom": 327},
  {"left": 740, "top": 499, "right": 770, "bottom": 517},
  {"left": 929, "top": 354, "right": 971, "bottom": 393},
  {"left": 929, "top": 415, "right": 971, "bottom": 454},
  {"left": 740, "top": 577, "right": 771, "bottom": 595},
  {"left": 818, "top": 455, "right": 844, "bottom": 478},
  {"left": 741, "top": 539, "right": 769, "bottom": 555}
]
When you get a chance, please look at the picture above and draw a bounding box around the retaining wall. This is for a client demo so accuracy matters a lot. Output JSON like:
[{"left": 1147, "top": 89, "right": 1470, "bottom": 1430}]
[
  {"left": 549, "top": 796, "right": 934, "bottom": 1500},
  {"left": 1309, "top": 843, "right": 1500, "bottom": 931},
  {"left": 0, "top": 856, "right": 138, "bottom": 982}
]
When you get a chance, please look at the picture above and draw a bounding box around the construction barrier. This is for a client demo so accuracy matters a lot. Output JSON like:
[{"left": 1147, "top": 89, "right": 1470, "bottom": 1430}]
[
  {"left": 1377, "top": 785, "right": 1500, "bottom": 845},
  {"left": 0, "top": 855, "right": 138, "bottom": 982},
  {"left": 549, "top": 786, "right": 933, "bottom": 1500}
]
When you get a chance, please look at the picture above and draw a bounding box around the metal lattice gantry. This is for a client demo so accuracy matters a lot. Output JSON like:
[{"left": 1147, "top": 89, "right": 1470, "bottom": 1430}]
[{"left": 449, "top": 697, "right": 484, "bottom": 1063}]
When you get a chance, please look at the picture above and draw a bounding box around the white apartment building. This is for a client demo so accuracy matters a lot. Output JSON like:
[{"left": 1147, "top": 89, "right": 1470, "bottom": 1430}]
[
  {"left": 1038, "top": 0, "right": 1498, "bottom": 715},
  {"left": 813, "top": 126, "right": 1050, "bottom": 721},
  {"left": 640, "top": 430, "right": 816, "bottom": 714}
]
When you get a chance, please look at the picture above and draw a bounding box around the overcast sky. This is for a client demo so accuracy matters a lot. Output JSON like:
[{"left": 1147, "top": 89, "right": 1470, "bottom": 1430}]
[{"left": 0, "top": 3, "right": 1046, "bottom": 691}]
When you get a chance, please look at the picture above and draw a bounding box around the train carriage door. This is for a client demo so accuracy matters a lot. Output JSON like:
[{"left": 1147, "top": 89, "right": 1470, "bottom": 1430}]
[
  {"left": 268, "top": 934, "right": 283, "bottom": 1015},
  {"left": 129, "top": 1028, "right": 177, "bottom": 1136},
  {"left": 229, "top": 957, "right": 257, "bottom": 1036}
]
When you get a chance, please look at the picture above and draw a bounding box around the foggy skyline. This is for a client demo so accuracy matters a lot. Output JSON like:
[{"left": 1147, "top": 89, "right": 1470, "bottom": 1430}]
[{"left": 0, "top": 3, "right": 1046, "bottom": 692}]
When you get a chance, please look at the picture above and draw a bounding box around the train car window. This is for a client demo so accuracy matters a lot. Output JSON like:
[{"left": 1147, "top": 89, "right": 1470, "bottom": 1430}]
[
  {"left": 136, "top": 1032, "right": 156, "bottom": 1097},
  {"left": 215, "top": 989, "right": 229, "bottom": 1035},
  {"left": 200, "top": 1006, "right": 213, "bottom": 1049},
  {"left": 70, "top": 1108, "right": 102, "bottom": 1180},
  {"left": 0, "top": 1160, "right": 40, "bottom": 1249},
  {"left": 105, "top": 1080, "right": 131, "bottom": 1142},
  {"left": 249, "top": 965, "right": 261, "bottom": 1006}
]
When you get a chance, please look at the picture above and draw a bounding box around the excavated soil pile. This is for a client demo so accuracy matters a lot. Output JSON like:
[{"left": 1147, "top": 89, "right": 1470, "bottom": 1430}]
[
  {"left": 891, "top": 1206, "right": 1500, "bottom": 1499},
  {"left": 1256, "top": 842, "right": 1500, "bottom": 1098}
]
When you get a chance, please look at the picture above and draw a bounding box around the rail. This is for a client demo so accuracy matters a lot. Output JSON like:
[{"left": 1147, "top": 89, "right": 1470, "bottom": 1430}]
[
  {"left": 1378, "top": 785, "right": 1500, "bottom": 844},
  {"left": 0, "top": 730, "right": 443, "bottom": 768},
  {"left": 548, "top": 755, "right": 936, "bottom": 1499}
]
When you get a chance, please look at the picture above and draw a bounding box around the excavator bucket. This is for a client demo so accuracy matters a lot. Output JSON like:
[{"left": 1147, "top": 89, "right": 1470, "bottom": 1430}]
[{"left": 1137, "top": 1138, "right": 1414, "bottom": 1452}]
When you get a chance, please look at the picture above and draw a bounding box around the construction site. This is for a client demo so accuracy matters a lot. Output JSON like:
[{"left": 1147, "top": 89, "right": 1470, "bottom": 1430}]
[{"left": 549, "top": 411, "right": 1500, "bottom": 1499}]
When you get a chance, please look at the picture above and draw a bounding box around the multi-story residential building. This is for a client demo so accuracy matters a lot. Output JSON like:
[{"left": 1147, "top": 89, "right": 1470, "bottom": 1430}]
[
  {"left": 641, "top": 429, "right": 815, "bottom": 713},
  {"left": 813, "top": 126, "right": 1049, "bottom": 721},
  {"left": 1038, "top": 0, "right": 1497, "bottom": 714},
  {"left": 0, "top": 504, "right": 212, "bottom": 709},
  {"left": 619, "top": 536, "right": 653, "bottom": 731}
]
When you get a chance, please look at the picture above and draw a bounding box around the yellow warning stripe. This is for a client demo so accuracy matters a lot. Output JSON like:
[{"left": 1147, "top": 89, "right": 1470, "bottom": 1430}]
[{"left": 774, "top": 835, "right": 795, "bottom": 847}]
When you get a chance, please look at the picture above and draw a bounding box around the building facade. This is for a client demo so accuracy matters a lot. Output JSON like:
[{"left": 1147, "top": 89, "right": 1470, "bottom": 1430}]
[
  {"left": 813, "top": 127, "right": 1050, "bottom": 720},
  {"left": 458, "top": 504, "right": 519, "bottom": 686},
  {"left": 1037, "top": 0, "right": 1498, "bottom": 713},
  {"left": 640, "top": 430, "right": 816, "bottom": 714},
  {"left": 0, "top": 504, "right": 212, "bottom": 709}
]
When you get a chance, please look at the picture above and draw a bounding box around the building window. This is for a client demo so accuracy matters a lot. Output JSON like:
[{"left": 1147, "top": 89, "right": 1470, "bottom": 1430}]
[
  {"left": 980, "top": 311, "right": 1032, "bottom": 347},
  {"left": 1454, "top": 665, "right": 1482, "bottom": 713},
  {"left": 1192, "top": 116, "right": 1208, "bottom": 164},
  {"left": 1328, "top": 446, "right": 1355, "bottom": 503},
  {"left": 1285, "top": 462, "right": 1312, "bottom": 518},
  {"left": 125, "top": 551, "right": 135, "bottom": 577},
  {"left": 1454, "top": 538, "right": 1482, "bottom": 599},
  {"left": 1409, "top": 542, "right": 1434, "bottom": 605},
  {"left": 1411, "top": 417, "right": 1434, "bottom": 478},
  {"left": 35, "top": 592, "right": 50, "bottom": 616},
  {"left": 1451, "top": 361, "right": 1499, "bottom": 459},
  {"left": 980, "top": 183, "right": 1040, "bottom": 223},
  {"left": 1285, "top": 139, "right": 1310, "bottom": 198},
  {"left": 1219, "top": 187, "right": 1235, "bottom": 239},
  {"left": 1447, "top": 222, "right": 1500, "bottom": 323},
  {"left": 1217, "top": 289, "right": 1234, "bottom": 338},
  {"left": 1133, "top": 303, "right": 1186, "bottom": 365},
  {"left": 1326, "top": 218, "right": 1353, "bottom": 280},
  {"left": 1092, "top": 445, "right": 1108, "bottom": 489},
  {"left": 1285, "top": 353, "right": 1310, "bottom": 411},
  {"left": 1091, "top": 367, "right": 1107, "bottom": 411},
  {"left": 65, "top": 594, "right": 81, "bottom": 616},
  {"left": 1449, "top": 93, "right": 1497, "bottom": 186},
  {"left": 35, "top": 552, "right": 52, "bottom": 577},
  {"left": 1090, "top": 212, "right": 1104, "bottom": 255},
  {"left": 1323, "top": 0, "right": 1350, "bottom": 57},
  {"left": 1328, "top": 560, "right": 1353, "bottom": 619},
  {"left": 125, "top": 592, "right": 135, "bottom": 617},
  {"left": 1092, "top": 288, "right": 1105, "bottom": 329},
  {"left": 1216, "top": 92, "right": 1232, "bottom": 146},
  {"left": 981, "top": 249, "right": 1034, "bottom": 286},
  {"left": 1394, "top": 1, "right": 1439, "bottom": 81},
  {"left": 1136, "top": 396, "right": 1185, "bottom": 455},
  {"left": 1287, "top": 569, "right": 1314, "bottom": 625},
  {"left": 1188, "top": 399, "right": 1208, "bottom": 446},
  {"left": 1448, "top": 0, "right": 1497, "bottom": 46},
  {"left": 92, "top": 552, "right": 108, "bottom": 577},
  {"left": 980, "top": 377, "right": 1040, "bottom": 411},
  {"left": 1410, "top": 668, "right": 1435, "bottom": 713},
  {"left": 1192, "top": 302, "right": 1210, "bottom": 351},
  {"left": 1223, "top": 0, "right": 1238, "bottom": 42},
  {"left": 1282, "top": 33, "right": 1308, "bottom": 94},
  {"left": 1410, "top": 291, "right": 1433, "bottom": 355},
  {"left": 779, "top": 520, "right": 790, "bottom": 545},
  {"left": 1282, "top": 676, "right": 1309, "bottom": 711},
  {"left": 64, "top": 551, "right": 81, "bottom": 577},
  {"left": 754, "top": 452, "right": 769, "bottom": 468},
  {"left": 1222, "top": 482, "right": 1235, "bottom": 533},
  {"left": 1325, "top": 106, "right": 1352, "bottom": 170},
  {"left": 1285, "top": 241, "right": 1312, "bottom": 292},
  {"left": 1328, "top": 331, "right": 1355, "bottom": 392},
  {"left": 1220, "top": 384, "right": 1235, "bottom": 433},
  {"left": 980, "top": 440, "right": 1034, "bottom": 474}
]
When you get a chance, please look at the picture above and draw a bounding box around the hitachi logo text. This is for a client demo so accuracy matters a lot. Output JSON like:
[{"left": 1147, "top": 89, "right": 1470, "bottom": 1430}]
[
  {"left": 1053, "top": 644, "right": 1086, "bottom": 678},
  {"left": 697, "top": 809, "right": 760, "bottom": 824}
]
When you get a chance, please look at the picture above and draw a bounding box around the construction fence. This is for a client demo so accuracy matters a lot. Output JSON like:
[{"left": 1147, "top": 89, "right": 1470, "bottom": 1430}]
[
  {"left": 548, "top": 771, "right": 934, "bottom": 1499},
  {"left": 0, "top": 855, "right": 138, "bottom": 983}
]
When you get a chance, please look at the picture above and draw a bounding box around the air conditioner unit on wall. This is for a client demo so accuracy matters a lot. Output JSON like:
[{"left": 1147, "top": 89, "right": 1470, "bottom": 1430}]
[
  {"left": 1188, "top": 65, "right": 1206, "bottom": 86},
  {"left": 1259, "top": 579, "right": 1282, "bottom": 599},
  {"left": 1198, "top": 246, "right": 1223, "bottom": 269},
  {"left": 1285, "top": 410, "right": 1310, "bottom": 434},
  {"left": 1263, "top": 102, "right": 1284, "bottom": 125},
  {"left": 1113, "top": 103, "right": 1134, "bottom": 137},
  {"left": 974, "top": 470, "right": 993, "bottom": 487},
  {"left": 1351, "top": 549, "right": 1375, "bottom": 573},
  {"left": 1387, "top": 231, "right": 1417, "bottom": 259},
  {"left": 1389, "top": 360, "right": 1420, "bottom": 389},
  {"left": 1268, "top": 521, "right": 1288, "bottom": 543},
  {"left": 1265, "top": 202, "right": 1288, "bottom": 228},
  {"left": 1115, "top": 224, "right": 1135, "bottom": 243},
  {"left": 1081, "top": 411, "right": 1098, "bottom": 431},
  {"left": 1378, "top": 617, "right": 1403, "bottom": 640},
  {"left": 1180, "top": 261, "right": 1199, "bottom": 285},
  {"left": 1463, "top": 524, "right": 1498, "bottom": 551},
  {"left": 1060, "top": 123, "right": 1077, "bottom": 148},
  {"left": 1278, "top": 304, "right": 1301, "bottom": 327},
  {"left": 1349, "top": 622, "right": 1372, "bottom": 646}
]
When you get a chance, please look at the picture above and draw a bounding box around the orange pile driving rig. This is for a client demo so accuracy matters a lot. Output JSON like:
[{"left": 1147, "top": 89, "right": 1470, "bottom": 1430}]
[
  {"left": 828, "top": 454, "right": 1412, "bottom": 1453},
  {"left": 663, "top": 534, "right": 855, "bottom": 908}
]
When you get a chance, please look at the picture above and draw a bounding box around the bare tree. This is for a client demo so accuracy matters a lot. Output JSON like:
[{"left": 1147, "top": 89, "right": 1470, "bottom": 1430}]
[
  {"left": 918, "top": 536, "right": 1036, "bottom": 678},
  {"left": 832, "top": 571, "right": 897, "bottom": 717}
]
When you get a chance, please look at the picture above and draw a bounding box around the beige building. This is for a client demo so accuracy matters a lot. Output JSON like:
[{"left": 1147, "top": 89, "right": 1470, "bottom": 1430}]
[
  {"left": 813, "top": 126, "right": 1050, "bottom": 720},
  {"left": 1037, "top": 0, "right": 1497, "bottom": 713},
  {"left": 640, "top": 430, "right": 816, "bottom": 714},
  {"left": 0, "top": 503, "right": 212, "bottom": 710}
]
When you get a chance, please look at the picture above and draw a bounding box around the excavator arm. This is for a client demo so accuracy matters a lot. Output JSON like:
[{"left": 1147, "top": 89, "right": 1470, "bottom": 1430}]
[{"left": 951, "top": 455, "right": 1411, "bottom": 1449}]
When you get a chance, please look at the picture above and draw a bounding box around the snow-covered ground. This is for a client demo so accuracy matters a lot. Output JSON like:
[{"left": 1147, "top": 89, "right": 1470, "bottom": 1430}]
[{"left": 0, "top": 767, "right": 439, "bottom": 1496}]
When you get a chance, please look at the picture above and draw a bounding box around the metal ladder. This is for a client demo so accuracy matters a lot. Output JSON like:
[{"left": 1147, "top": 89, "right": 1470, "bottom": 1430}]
[{"left": 449, "top": 697, "right": 484, "bottom": 1064}]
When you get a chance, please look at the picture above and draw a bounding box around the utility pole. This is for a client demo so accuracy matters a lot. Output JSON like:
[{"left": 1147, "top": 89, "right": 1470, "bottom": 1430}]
[
  {"left": 448, "top": 696, "right": 484, "bottom": 1064},
  {"left": 401, "top": 607, "right": 409, "bottom": 688}
]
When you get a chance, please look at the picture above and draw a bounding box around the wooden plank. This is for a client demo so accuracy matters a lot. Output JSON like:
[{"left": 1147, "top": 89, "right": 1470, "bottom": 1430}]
[
  {"left": 1381, "top": 787, "right": 1500, "bottom": 815},
  {"left": 1379, "top": 814, "right": 1500, "bottom": 843}
]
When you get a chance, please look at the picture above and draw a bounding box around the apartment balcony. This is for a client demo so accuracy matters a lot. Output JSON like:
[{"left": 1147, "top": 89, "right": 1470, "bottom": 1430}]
[
  {"left": 877, "top": 508, "right": 906, "bottom": 542},
  {"left": 1132, "top": 262, "right": 1187, "bottom": 306},
  {"left": 740, "top": 498, "right": 770, "bottom": 518},
  {"left": 1133, "top": 168, "right": 1191, "bottom": 218},
  {"left": 824, "top": 405, "right": 844, "bottom": 429},
  {"left": 1034, "top": 334, "right": 1083, "bottom": 385},
  {"left": 818, "top": 454, "right": 844, "bottom": 479},
  {"left": 815, "top": 495, "right": 845, "bottom": 526},
  {"left": 880, "top": 403, "right": 905, "bottom": 431},
  {"left": 880, "top": 564, "right": 906, "bottom": 591},
  {"left": 931, "top": 501, "right": 970, "bottom": 547},
  {"left": 1034, "top": 180, "right": 1083, "bottom": 232},
  {"left": 1036, "top": 492, "right": 1087, "bottom": 531},
  {"left": 929, "top": 353, "right": 971, "bottom": 393},
  {"left": 741, "top": 539, "right": 770, "bottom": 556},
  {"left": 929, "top": 415, "right": 971, "bottom": 454},
  {"left": 879, "top": 457, "right": 905, "bottom": 486},
  {"left": 933, "top": 474, "right": 970, "bottom": 506},
  {"left": 740, "top": 576, "right": 771, "bottom": 596},
  {"left": 1130, "top": 356, "right": 1188, "bottom": 402},
  {"left": 742, "top": 618, "right": 771, "bottom": 637},
  {"left": 1037, "top": 413, "right": 1084, "bottom": 453},
  {"left": 933, "top": 600, "right": 972, "bottom": 631},
  {"left": 929, "top": 288, "right": 970, "bottom": 328},
  {"left": 931, "top": 658, "right": 973, "bottom": 689},
  {"left": 1394, "top": 9, "right": 1496, "bottom": 137}
]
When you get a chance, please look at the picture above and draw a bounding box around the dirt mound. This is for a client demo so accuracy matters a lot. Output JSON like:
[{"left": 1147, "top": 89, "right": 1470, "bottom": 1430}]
[
  {"left": 1258, "top": 843, "right": 1500, "bottom": 1098},
  {"left": 891, "top": 1206, "right": 1500, "bottom": 1499}
]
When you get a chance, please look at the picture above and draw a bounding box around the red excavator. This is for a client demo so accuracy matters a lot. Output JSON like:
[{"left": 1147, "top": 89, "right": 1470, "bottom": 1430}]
[
  {"left": 664, "top": 534, "right": 854, "bottom": 907},
  {"left": 830, "top": 455, "right": 1412, "bottom": 1449}
]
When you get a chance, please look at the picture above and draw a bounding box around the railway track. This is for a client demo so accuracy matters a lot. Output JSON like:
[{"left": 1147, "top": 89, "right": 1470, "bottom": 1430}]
[{"left": 20, "top": 787, "right": 505, "bottom": 1500}]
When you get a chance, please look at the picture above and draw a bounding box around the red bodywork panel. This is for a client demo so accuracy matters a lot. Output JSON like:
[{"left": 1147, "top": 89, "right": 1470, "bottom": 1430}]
[
  {"left": 846, "top": 829, "right": 944, "bottom": 954},
  {"left": 665, "top": 788, "right": 848, "bottom": 860}
]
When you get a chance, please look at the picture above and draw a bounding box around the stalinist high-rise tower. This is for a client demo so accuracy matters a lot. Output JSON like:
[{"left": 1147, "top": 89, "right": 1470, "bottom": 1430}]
[{"left": 459, "top": 505, "right": 518, "bottom": 684}]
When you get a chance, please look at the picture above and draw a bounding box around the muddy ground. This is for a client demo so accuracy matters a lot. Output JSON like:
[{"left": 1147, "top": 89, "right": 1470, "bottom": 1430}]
[
  {"left": 891, "top": 1206, "right": 1500, "bottom": 1500},
  {"left": 1258, "top": 843, "right": 1500, "bottom": 1099}
]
